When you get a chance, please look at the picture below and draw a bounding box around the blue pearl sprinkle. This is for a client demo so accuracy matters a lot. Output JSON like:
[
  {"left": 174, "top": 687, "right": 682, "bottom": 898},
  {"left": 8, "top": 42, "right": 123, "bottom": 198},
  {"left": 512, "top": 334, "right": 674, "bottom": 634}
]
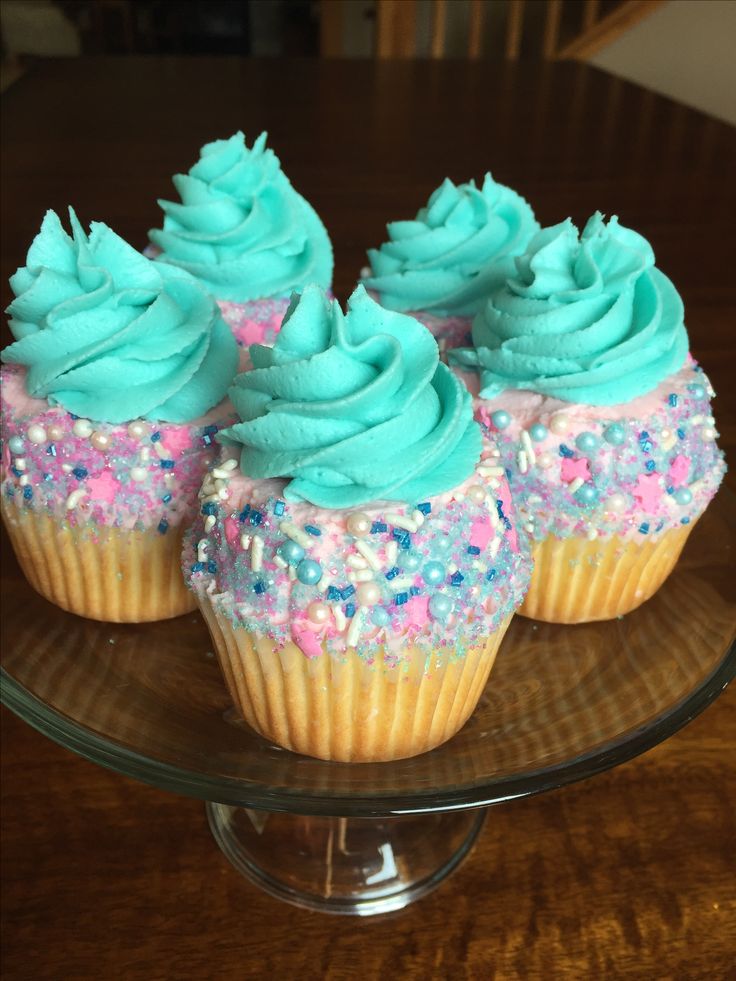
[
  {"left": 422, "top": 561, "right": 446, "bottom": 585},
  {"left": 575, "top": 431, "right": 599, "bottom": 454},
  {"left": 575, "top": 484, "right": 599, "bottom": 506},
  {"left": 278, "top": 540, "right": 305, "bottom": 565},
  {"left": 604, "top": 424, "right": 626, "bottom": 446},
  {"left": 296, "top": 559, "right": 322, "bottom": 585},
  {"left": 491, "top": 410, "right": 511, "bottom": 430},
  {"left": 429, "top": 593, "right": 453, "bottom": 621},
  {"left": 529, "top": 423, "right": 548, "bottom": 442},
  {"left": 674, "top": 487, "right": 692, "bottom": 505},
  {"left": 398, "top": 552, "right": 421, "bottom": 572},
  {"left": 8, "top": 436, "right": 24, "bottom": 454}
]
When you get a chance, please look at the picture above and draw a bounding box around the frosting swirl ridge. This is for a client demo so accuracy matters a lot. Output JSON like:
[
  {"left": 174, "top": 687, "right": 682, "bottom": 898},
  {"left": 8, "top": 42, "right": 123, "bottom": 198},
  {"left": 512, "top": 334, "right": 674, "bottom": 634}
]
[
  {"left": 2, "top": 209, "right": 238, "bottom": 423},
  {"left": 363, "top": 174, "right": 539, "bottom": 316},
  {"left": 451, "top": 214, "right": 689, "bottom": 405},
  {"left": 219, "top": 285, "right": 481, "bottom": 508},
  {"left": 149, "top": 132, "right": 333, "bottom": 302}
]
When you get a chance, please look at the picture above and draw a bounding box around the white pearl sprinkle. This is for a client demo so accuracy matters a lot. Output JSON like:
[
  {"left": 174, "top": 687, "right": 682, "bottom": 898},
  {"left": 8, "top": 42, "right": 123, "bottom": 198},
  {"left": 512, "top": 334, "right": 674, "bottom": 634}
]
[
  {"left": 27, "top": 424, "right": 47, "bottom": 444},
  {"left": 14, "top": 458, "right": 27, "bottom": 471},
  {"left": 130, "top": 467, "right": 147, "bottom": 482},
  {"left": 19, "top": 474, "right": 30, "bottom": 487},
  {"left": 127, "top": 421, "right": 149, "bottom": 439},
  {"left": 72, "top": 419, "right": 93, "bottom": 438}
]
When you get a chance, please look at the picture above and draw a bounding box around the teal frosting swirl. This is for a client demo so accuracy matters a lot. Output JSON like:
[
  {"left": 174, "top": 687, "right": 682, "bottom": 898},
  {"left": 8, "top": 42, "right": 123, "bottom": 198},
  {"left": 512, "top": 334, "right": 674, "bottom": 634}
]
[
  {"left": 2, "top": 209, "right": 238, "bottom": 424},
  {"left": 363, "top": 174, "right": 539, "bottom": 317},
  {"left": 148, "top": 132, "right": 333, "bottom": 303},
  {"left": 450, "top": 213, "right": 689, "bottom": 405},
  {"left": 220, "top": 285, "right": 481, "bottom": 508}
]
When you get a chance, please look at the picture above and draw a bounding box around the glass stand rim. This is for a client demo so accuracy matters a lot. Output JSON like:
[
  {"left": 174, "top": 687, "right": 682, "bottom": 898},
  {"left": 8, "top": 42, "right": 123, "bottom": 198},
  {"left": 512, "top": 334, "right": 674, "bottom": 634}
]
[{"left": 2, "top": 643, "right": 733, "bottom": 817}]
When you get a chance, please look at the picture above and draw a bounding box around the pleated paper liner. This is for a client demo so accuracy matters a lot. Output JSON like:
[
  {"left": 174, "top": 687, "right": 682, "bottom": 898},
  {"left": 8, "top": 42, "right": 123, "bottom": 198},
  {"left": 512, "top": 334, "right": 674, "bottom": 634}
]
[
  {"left": 199, "top": 592, "right": 513, "bottom": 763},
  {"left": 1, "top": 496, "right": 196, "bottom": 622},
  {"left": 520, "top": 522, "right": 695, "bottom": 624}
]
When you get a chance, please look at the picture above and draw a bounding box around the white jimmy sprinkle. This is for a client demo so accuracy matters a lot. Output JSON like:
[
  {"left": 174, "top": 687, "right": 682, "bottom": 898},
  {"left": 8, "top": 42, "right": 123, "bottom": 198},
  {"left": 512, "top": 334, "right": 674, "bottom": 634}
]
[
  {"left": 197, "top": 539, "right": 208, "bottom": 563},
  {"left": 391, "top": 576, "right": 415, "bottom": 590},
  {"left": 251, "top": 536, "right": 264, "bottom": 572},
  {"left": 220, "top": 458, "right": 239, "bottom": 472},
  {"left": 355, "top": 540, "right": 381, "bottom": 570},
  {"left": 240, "top": 533, "right": 252, "bottom": 550},
  {"left": 411, "top": 509, "right": 425, "bottom": 527},
  {"left": 690, "top": 415, "right": 704, "bottom": 425},
  {"left": 203, "top": 492, "right": 220, "bottom": 504},
  {"left": 288, "top": 566, "right": 297, "bottom": 581},
  {"left": 352, "top": 569, "right": 374, "bottom": 583},
  {"left": 274, "top": 555, "right": 288, "bottom": 569},
  {"left": 65, "top": 489, "right": 87, "bottom": 510},
  {"left": 332, "top": 604, "right": 347, "bottom": 631},
  {"left": 346, "top": 606, "right": 367, "bottom": 647},
  {"left": 153, "top": 441, "right": 169, "bottom": 460},
  {"left": 568, "top": 477, "right": 584, "bottom": 494},
  {"left": 489, "top": 538, "right": 501, "bottom": 559},
  {"left": 385, "top": 541, "right": 398, "bottom": 565},
  {"left": 62, "top": 463, "right": 73, "bottom": 473},
  {"left": 478, "top": 465, "right": 505, "bottom": 477},
  {"left": 385, "top": 512, "right": 418, "bottom": 533},
  {"left": 279, "top": 521, "right": 312, "bottom": 549},
  {"left": 346, "top": 554, "right": 369, "bottom": 569},
  {"left": 217, "top": 488, "right": 229, "bottom": 500},
  {"left": 140, "top": 447, "right": 151, "bottom": 462},
  {"left": 204, "top": 514, "right": 216, "bottom": 533},
  {"left": 164, "top": 475, "right": 175, "bottom": 488},
  {"left": 521, "top": 430, "right": 536, "bottom": 467},
  {"left": 517, "top": 450, "right": 528, "bottom": 475},
  {"left": 212, "top": 467, "right": 233, "bottom": 479}
]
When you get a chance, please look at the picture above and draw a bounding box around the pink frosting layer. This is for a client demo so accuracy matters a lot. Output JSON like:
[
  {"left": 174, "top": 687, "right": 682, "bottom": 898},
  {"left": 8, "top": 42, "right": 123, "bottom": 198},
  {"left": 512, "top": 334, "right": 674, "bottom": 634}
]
[{"left": 1, "top": 364, "right": 241, "bottom": 532}]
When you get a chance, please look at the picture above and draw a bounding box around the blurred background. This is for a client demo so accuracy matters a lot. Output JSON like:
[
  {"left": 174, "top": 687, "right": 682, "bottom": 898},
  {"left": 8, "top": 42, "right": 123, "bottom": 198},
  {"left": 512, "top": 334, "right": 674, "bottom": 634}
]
[{"left": 1, "top": 0, "right": 734, "bottom": 124}]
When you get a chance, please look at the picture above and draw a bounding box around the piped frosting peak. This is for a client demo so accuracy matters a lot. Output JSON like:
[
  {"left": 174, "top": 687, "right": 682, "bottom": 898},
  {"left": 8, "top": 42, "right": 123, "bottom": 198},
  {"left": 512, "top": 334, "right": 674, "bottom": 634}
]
[
  {"left": 219, "top": 285, "right": 481, "bottom": 508},
  {"left": 363, "top": 173, "right": 539, "bottom": 317},
  {"left": 149, "top": 132, "right": 333, "bottom": 302},
  {"left": 2, "top": 209, "right": 238, "bottom": 424},
  {"left": 451, "top": 213, "right": 689, "bottom": 405}
]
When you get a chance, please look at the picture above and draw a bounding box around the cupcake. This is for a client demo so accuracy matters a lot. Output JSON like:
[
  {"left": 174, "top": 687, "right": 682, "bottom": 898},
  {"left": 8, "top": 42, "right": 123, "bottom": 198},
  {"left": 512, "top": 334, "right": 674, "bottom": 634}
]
[
  {"left": 1, "top": 209, "right": 239, "bottom": 622},
  {"left": 362, "top": 173, "right": 539, "bottom": 352},
  {"left": 450, "top": 214, "right": 727, "bottom": 624},
  {"left": 148, "top": 131, "right": 333, "bottom": 351},
  {"left": 184, "top": 285, "right": 531, "bottom": 762}
]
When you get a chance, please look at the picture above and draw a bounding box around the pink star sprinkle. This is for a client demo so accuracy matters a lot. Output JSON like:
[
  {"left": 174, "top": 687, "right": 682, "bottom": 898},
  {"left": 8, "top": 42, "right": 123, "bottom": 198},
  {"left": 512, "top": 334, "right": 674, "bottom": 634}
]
[
  {"left": 291, "top": 621, "right": 324, "bottom": 659},
  {"left": 405, "top": 595, "right": 430, "bottom": 629},
  {"left": 85, "top": 470, "right": 120, "bottom": 505},
  {"left": 668, "top": 454, "right": 690, "bottom": 487},
  {"left": 633, "top": 472, "right": 662, "bottom": 511},
  {"left": 560, "top": 457, "right": 590, "bottom": 483}
]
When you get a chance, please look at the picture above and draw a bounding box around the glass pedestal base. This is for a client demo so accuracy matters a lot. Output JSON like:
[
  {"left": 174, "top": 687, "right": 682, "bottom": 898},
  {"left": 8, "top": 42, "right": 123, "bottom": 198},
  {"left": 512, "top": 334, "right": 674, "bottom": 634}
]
[{"left": 206, "top": 804, "right": 486, "bottom": 915}]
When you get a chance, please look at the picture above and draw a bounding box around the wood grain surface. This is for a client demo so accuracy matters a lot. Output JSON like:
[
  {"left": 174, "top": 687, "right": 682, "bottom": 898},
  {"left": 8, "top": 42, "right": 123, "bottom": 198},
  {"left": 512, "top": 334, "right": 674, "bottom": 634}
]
[{"left": 1, "top": 57, "right": 735, "bottom": 980}]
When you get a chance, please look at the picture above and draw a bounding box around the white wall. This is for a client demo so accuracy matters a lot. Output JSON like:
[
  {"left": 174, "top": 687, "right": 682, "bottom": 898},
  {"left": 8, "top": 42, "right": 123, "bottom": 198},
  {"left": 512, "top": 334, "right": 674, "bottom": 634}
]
[{"left": 590, "top": 0, "right": 736, "bottom": 126}]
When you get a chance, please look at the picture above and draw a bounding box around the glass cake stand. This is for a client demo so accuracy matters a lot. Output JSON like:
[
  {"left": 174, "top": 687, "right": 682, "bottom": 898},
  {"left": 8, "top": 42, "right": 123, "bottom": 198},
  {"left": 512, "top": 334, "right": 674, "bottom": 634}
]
[{"left": 2, "top": 492, "right": 735, "bottom": 916}]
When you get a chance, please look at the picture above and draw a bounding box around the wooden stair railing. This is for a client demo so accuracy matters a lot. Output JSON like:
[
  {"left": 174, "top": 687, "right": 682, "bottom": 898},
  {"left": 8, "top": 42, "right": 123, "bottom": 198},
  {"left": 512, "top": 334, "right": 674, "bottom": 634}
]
[{"left": 320, "top": 0, "right": 668, "bottom": 61}]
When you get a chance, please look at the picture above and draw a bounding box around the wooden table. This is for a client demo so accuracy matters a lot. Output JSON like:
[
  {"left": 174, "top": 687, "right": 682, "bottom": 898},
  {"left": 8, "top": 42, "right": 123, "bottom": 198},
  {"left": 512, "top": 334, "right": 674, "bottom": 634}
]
[{"left": 2, "top": 57, "right": 735, "bottom": 980}]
